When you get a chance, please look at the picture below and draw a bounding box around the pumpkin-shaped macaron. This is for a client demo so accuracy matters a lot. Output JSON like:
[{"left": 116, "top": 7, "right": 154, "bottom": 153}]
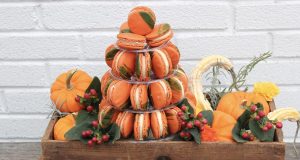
[
  {"left": 174, "top": 68, "right": 188, "bottom": 92},
  {"left": 130, "top": 84, "right": 148, "bottom": 110},
  {"left": 149, "top": 80, "right": 172, "bottom": 110},
  {"left": 151, "top": 110, "right": 168, "bottom": 139},
  {"left": 50, "top": 69, "right": 92, "bottom": 113},
  {"left": 106, "top": 80, "right": 132, "bottom": 110},
  {"left": 216, "top": 91, "right": 270, "bottom": 120},
  {"left": 120, "top": 21, "right": 131, "bottom": 33},
  {"left": 128, "top": 6, "right": 156, "bottom": 36},
  {"left": 117, "top": 33, "right": 147, "bottom": 50},
  {"left": 134, "top": 113, "right": 150, "bottom": 141},
  {"left": 165, "top": 106, "right": 182, "bottom": 134},
  {"left": 101, "top": 71, "right": 114, "bottom": 98},
  {"left": 167, "top": 76, "right": 185, "bottom": 104},
  {"left": 151, "top": 49, "right": 172, "bottom": 78},
  {"left": 54, "top": 114, "right": 76, "bottom": 140},
  {"left": 146, "top": 23, "right": 173, "bottom": 47},
  {"left": 163, "top": 42, "right": 180, "bottom": 68},
  {"left": 135, "top": 52, "right": 151, "bottom": 81},
  {"left": 116, "top": 111, "right": 135, "bottom": 138},
  {"left": 105, "top": 44, "right": 119, "bottom": 68},
  {"left": 98, "top": 104, "right": 120, "bottom": 128},
  {"left": 112, "top": 51, "right": 136, "bottom": 79}
]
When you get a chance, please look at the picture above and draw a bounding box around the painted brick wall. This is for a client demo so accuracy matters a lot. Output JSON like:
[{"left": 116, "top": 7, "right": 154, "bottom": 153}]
[{"left": 0, "top": 0, "right": 299, "bottom": 142}]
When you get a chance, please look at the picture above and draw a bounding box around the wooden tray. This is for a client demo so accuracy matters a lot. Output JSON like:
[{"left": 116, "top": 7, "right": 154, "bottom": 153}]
[{"left": 41, "top": 101, "right": 285, "bottom": 160}]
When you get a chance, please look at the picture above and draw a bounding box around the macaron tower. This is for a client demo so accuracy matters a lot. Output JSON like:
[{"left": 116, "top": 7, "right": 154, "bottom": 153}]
[{"left": 99, "top": 6, "right": 196, "bottom": 141}]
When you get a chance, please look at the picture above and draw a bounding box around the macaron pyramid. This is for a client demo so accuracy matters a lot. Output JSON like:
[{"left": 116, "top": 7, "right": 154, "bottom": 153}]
[{"left": 100, "top": 6, "right": 197, "bottom": 141}]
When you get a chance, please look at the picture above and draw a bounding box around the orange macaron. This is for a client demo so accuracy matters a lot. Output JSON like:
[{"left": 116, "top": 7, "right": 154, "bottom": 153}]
[
  {"left": 135, "top": 52, "right": 151, "bottom": 81},
  {"left": 98, "top": 104, "right": 120, "bottom": 128},
  {"left": 101, "top": 71, "right": 114, "bottom": 98},
  {"left": 128, "top": 6, "right": 156, "bottom": 36},
  {"left": 116, "top": 111, "right": 135, "bottom": 138},
  {"left": 105, "top": 44, "right": 119, "bottom": 68},
  {"left": 117, "top": 33, "right": 147, "bottom": 50},
  {"left": 151, "top": 49, "right": 173, "bottom": 79},
  {"left": 149, "top": 80, "right": 172, "bottom": 110},
  {"left": 163, "top": 42, "right": 180, "bottom": 68},
  {"left": 130, "top": 84, "right": 148, "bottom": 110},
  {"left": 134, "top": 113, "right": 150, "bottom": 141},
  {"left": 146, "top": 23, "right": 173, "bottom": 47},
  {"left": 151, "top": 110, "right": 168, "bottom": 139},
  {"left": 120, "top": 21, "right": 131, "bottom": 33},
  {"left": 112, "top": 50, "right": 136, "bottom": 79},
  {"left": 174, "top": 68, "right": 188, "bottom": 92},
  {"left": 106, "top": 80, "right": 132, "bottom": 110},
  {"left": 167, "top": 76, "right": 185, "bottom": 104},
  {"left": 165, "top": 106, "right": 182, "bottom": 134}
]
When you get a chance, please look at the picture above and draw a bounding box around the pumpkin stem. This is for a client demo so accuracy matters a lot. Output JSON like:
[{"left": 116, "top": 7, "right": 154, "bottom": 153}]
[{"left": 66, "top": 69, "right": 77, "bottom": 90}]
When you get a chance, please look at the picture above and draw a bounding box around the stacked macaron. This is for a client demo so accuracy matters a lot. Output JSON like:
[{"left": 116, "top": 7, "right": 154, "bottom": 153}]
[
  {"left": 98, "top": 6, "right": 196, "bottom": 141},
  {"left": 103, "top": 6, "right": 180, "bottom": 81}
]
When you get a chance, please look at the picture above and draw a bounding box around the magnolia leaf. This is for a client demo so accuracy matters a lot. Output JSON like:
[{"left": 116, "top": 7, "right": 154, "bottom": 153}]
[
  {"left": 188, "top": 128, "right": 201, "bottom": 144},
  {"left": 232, "top": 110, "right": 251, "bottom": 143},
  {"left": 65, "top": 121, "right": 93, "bottom": 141},
  {"left": 107, "top": 123, "right": 121, "bottom": 144},
  {"left": 200, "top": 110, "right": 213, "bottom": 126},
  {"left": 85, "top": 76, "right": 102, "bottom": 100},
  {"left": 249, "top": 119, "right": 275, "bottom": 142},
  {"left": 178, "top": 98, "right": 194, "bottom": 115},
  {"left": 75, "top": 110, "right": 98, "bottom": 125},
  {"left": 232, "top": 124, "right": 248, "bottom": 143}
]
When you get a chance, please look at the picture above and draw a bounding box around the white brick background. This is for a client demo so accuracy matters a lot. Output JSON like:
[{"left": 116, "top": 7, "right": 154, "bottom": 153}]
[{"left": 0, "top": 0, "right": 299, "bottom": 142}]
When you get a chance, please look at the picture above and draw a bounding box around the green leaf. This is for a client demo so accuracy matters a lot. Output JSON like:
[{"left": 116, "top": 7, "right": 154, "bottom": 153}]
[
  {"left": 76, "top": 110, "right": 98, "bottom": 125},
  {"left": 139, "top": 12, "right": 155, "bottom": 29},
  {"left": 65, "top": 121, "right": 93, "bottom": 141},
  {"left": 200, "top": 110, "right": 213, "bottom": 126},
  {"left": 232, "top": 110, "right": 251, "bottom": 143},
  {"left": 107, "top": 123, "right": 121, "bottom": 144},
  {"left": 178, "top": 98, "right": 194, "bottom": 115},
  {"left": 249, "top": 119, "right": 275, "bottom": 142},
  {"left": 85, "top": 76, "right": 102, "bottom": 100},
  {"left": 188, "top": 128, "right": 201, "bottom": 144}
]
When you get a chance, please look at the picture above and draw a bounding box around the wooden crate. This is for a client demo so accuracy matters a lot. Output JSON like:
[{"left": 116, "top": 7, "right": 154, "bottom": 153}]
[{"left": 41, "top": 101, "right": 285, "bottom": 160}]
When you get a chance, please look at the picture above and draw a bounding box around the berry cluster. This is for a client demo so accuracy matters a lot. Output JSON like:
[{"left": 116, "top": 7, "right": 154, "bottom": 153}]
[
  {"left": 81, "top": 120, "right": 110, "bottom": 147},
  {"left": 240, "top": 129, "right": 255, "bottom": 141},
  {"left": 75, "top": 89, "right": 99, "bottom": 113},
  {"left": 177, "top": 105, "right": 207, "bottom": 140}
]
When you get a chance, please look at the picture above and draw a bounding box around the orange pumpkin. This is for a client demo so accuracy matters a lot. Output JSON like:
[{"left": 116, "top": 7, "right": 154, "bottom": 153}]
[
  {"left": 201, "top": 111, "right": 236, "bottom": 142},
  {"left": 50, "top": 69, "right": 92, "bottom": 113},
  {"left": 54, "top": 114, "right": 76, "bottom": 140},
  {"left": 216, "top": 91, "right": 270, "bottom": 120}
]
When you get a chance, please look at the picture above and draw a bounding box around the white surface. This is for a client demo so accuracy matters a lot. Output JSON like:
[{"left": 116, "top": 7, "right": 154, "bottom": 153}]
[{"left": 0, "top": 0, "right": 299, "bottom": 142}]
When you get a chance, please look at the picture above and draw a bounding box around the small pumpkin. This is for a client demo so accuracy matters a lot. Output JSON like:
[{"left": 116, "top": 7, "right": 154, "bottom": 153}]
[
  {"left": 54, "top": 114, "right": 76, "bottom": 140},
  {"left": 201, "top": 111, "right": 236, "bottom": 142},
  {"left": 216, "top": 91, "right": 270, "bottom": 120},
  {"left": 50, "top": 69, "right": 92, "bottom": 113}
]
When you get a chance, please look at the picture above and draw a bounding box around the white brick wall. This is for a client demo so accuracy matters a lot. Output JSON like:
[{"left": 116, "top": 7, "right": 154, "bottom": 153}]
[{"left": 0, "top": 0, "right": 299, "bottom": 142}]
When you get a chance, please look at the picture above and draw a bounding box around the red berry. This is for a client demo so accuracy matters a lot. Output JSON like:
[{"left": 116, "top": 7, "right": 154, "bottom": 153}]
[
  {"left": 202, "top": 119, "right": 208, "bottom": 125},
  {"left": 91, "top": 120, "right": 99, "bottom": 128},
  {"left": 181, "top": 106, "right": 187, "bottom": 112},
  {"left": 254, "top": 115, "right": 261, "bottom": 121},
  {"left": 185, "top": 132, "right": 191, "bottom": 138},
  {"left": 81, "top": 131, "right": 87, "bottom": 138},
  {"left": 87, "top": 106, "right": 94, "bottom": 112},
  {"left": 197, "top": 112, "right": 203, "bottom": 119},
  {"left": 181, "top": 121, "right": 186, "bottom": 127},
  {"left": 86, "top": 130, "right": 92, "bottom": 136},
  {"left": 276, "top": 122, "right": 283, "bottom": 129},
  {"left": 88, "top": 140, "right": 93, "bottom": 147},
  {"left": 189, "top": 114, "right": 194, "bottom": 119},
  {"left": 180, "top": 115, "right": 186, "bottom": 121},
  {"left": 92, "top": 137, "right": 98, "bottom": 143},
  {"left": 186, "top": 122, "right": 193, "bottom": 129},
  {"left": 75, "top": 96, "right": 80, "bottom": 103},
  {"left": 249, "top": 136, "right": 254, "bottom": 141},
  {"left": 266, "top": 122, "right": 273, "bottom": 129},
  {"left": 90, "top": 89, "right": 97, "bottom": 96},
  {"left": 179, "top": 131, "right": 185, "bottom": 138},
  {"left": 177, "top": 111, "right": 184, "bottom": 116},
  {"left": 194, "top": 120, "right": 201, "bottom": 127},
  {"left": 84, "top": 93, "right": 90, "bottom": 99},
  {"left": 250, "top": 105, "right": 257, "bottom": 112},
  {"left": 97, "top": 140, "right": 102, "bottom": 144},
  {"left": 241, "top": 132, "right": 249, "bottom": 139},
  {"left": 262, "top": 126, "right": 268, "bottom": 132},
  {"left": 102, "top": 134, "right": 110, "bottom": 142},
  {"left": 258, "top": 111, "right": 265, "bottom": 118}
]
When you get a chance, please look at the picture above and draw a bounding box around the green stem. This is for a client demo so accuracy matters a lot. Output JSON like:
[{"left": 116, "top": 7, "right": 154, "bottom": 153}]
[{"left": 66, "top": 69, "right": 77, "bottom": 90}]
